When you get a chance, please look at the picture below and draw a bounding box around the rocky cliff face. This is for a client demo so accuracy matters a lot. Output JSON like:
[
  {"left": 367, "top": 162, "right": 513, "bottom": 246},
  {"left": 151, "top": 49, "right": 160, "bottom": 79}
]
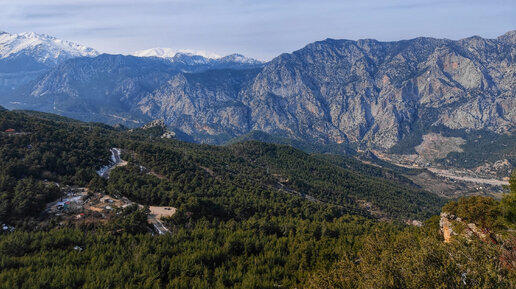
[
  {"left": 137, "top": 69, "right": 260, "bottom": 139},
  {"left": 6, "top": 31, "right": 516, "bottom": 148},
  {"left": 239, "top": 32, "right": 515, "bottom": 148}
]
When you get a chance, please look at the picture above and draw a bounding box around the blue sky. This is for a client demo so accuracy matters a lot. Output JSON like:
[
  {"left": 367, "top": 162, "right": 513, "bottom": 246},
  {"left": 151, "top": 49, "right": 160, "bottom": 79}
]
[{"left": 1, "top": 0, "right": 515, "bottom": 60}]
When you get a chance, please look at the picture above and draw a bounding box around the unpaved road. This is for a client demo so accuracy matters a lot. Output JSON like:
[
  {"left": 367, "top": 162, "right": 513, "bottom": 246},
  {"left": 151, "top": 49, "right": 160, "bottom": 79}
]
[
  {"left": 97, "top": 149, "right": 174, "bottom": 234},
  {"left": 149, "top": 217, "right": 170, "bottom": 235},
  {"left": 97, "top": 148, "right": 128, "bottom": 179}
]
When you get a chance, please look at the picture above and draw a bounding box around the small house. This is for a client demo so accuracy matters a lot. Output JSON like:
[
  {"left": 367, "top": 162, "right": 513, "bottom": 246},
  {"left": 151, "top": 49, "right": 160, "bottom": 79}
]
[{"left": 5, "top": 128, "right": 15, "bottom": 133}]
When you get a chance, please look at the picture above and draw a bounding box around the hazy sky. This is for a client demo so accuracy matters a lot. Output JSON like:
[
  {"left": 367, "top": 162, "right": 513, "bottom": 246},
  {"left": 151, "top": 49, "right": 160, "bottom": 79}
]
[{"left": 1, "top": 0, "right": 515, "bottom": 60}]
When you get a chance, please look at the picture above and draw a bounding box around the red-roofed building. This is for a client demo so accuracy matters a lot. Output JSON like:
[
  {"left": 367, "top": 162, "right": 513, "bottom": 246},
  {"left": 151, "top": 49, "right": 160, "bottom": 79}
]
[{"left": 5, "top": 128, "right": 15, "bottom": 133}]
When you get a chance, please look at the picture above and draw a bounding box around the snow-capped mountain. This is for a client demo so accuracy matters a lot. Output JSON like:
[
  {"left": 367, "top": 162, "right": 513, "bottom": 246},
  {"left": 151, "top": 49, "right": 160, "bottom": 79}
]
[
  {"left": 133, "top": 47, "right": 221, "bottom": 60},
  {"left": 133, "top": 47, "right": 264, "bottom": 66},
  {"left": 217, "top": 54, "right": 264, "bottom": 65},
  {"left": 0, "top": 31, "right": 99, "bottom": 95},
  {"left": 0, "top": 31, "right": 99, "bottom": 66}
]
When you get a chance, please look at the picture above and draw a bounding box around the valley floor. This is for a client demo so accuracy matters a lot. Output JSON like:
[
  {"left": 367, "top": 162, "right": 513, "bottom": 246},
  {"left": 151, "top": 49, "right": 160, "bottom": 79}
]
[{"left": 369, "top": 151, "right": 510, "bottom": 198}]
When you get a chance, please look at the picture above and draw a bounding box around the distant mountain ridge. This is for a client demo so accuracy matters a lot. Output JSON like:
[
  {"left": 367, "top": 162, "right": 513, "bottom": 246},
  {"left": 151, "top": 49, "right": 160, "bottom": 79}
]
[
  {"left": 0, "top": 30, "right": 262, "bottom": 97},
  {"left": 133, "top": 48, "right": 264, "bottom": 70},
  {"left": 133, "top": 47, "right": 223, "bottom": 59},
  {"left": 0, "top": 30, "right": 265, "bottom": 115},
  {"left": 2, "top": 31, "right": 515, "bottom": 155}
]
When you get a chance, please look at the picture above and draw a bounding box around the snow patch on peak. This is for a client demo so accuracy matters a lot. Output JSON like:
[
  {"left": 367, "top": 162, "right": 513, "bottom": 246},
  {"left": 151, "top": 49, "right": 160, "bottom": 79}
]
[
  {"left": 133, "top": 47, "right": 221, "bottom": 60},
  {"left": 133, "top": 48, "right": 264, "bottom": 65},
  {"left": 219, "top": 53, "right": 264, "bottom": 64}
]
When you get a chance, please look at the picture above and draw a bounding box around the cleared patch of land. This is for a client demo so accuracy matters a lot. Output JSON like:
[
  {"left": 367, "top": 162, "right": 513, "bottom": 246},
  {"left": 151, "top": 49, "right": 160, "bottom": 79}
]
[
  {"left": 415, "top": 133, "right": 465, "bottom": 162},
  {"left": 148, "top": 206, "right": 176, "bottom": 218},
  {"left": 148, "top": 206, "right": 176, "bottom": 235}
]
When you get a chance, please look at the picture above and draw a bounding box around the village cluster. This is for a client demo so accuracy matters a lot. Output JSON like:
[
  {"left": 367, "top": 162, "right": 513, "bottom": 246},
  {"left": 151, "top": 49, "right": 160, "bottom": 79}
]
[
  {"left": 43, "top": 185, "right": 176, "bottom": 235},
  {"left": 45, "top": 187, "right": 136, "bottom": 224}
]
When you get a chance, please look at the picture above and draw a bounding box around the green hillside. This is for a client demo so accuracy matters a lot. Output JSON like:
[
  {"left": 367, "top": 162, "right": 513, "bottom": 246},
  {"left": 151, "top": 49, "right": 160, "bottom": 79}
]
[
  {"left": 0, "top": 109, "right": 513, "bottom": 288},
  {"left": 225, "top": 130, "right": 356, "bottom": 156}
]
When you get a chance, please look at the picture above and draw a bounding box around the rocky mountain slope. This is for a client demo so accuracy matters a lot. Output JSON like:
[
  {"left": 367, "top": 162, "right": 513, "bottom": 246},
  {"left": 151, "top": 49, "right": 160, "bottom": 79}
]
[
  {"left": 0, "top": 31, "right": 98, "bottom": 66},
  {"left": 4, "top": 31, "right": 516, "bottom": 152},
  {"left": 11, "top": 54, "right": 181, "bottom": 125},
  {"left": 6, "top": 54, "right": 264, "bottom": 126},
  {"left": 240, "top": 31, "right": 515, "bottom": 149}
]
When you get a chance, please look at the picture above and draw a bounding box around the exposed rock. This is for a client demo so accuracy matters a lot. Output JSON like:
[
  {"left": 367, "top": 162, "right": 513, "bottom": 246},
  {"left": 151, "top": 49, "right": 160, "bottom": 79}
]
[
  {"left": 141, "top": 119, "right": 176, "bottom": 139},
  {"left": 440, "top": 211, "right": 516, "bottom": 270},
  {"left": 161, "top": 131, "right": 175, "bottom": 139},
  {"left": 142, "top": 119, "right": 166, "bottom": 130},
  {"left": 440, "top": 212, "right": 493, "bottom": 243},
  {"left": 500, "top": 237, "right": 516, "bottom": 270},
  {"left": 467, "top": 223, "right": 489, "bottom": 240},
  {"left": 440, "top": 212, "right": 457, "bottom": 243},
  {"left": 406, "top": 219, "right": 423, "bottom": 227}
]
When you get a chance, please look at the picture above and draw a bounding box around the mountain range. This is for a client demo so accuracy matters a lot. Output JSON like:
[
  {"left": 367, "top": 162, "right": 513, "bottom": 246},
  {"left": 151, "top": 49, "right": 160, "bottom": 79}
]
[
  {"left": 0, "top": 29, "right": 514, "bottom": 288},
  {"left": 0, "top": 30, "right": 514, "bottom": 155},
  {"left": 133, "top": 47, "right": 263, "bottom": 66}
]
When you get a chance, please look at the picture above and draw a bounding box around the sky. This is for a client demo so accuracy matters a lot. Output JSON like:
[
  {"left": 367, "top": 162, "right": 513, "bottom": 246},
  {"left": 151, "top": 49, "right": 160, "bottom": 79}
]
[{"left": 0, "top": 0, "right": 515, "bottom": 60}]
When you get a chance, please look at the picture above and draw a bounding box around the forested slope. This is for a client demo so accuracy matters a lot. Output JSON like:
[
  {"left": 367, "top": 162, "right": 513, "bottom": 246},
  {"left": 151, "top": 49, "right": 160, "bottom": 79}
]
[{"left": 0, "top": 108, "right": 513, "bottom": 288}]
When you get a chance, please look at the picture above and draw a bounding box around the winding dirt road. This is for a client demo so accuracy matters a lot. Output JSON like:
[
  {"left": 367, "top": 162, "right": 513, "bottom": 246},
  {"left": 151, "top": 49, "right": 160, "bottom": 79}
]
[{"left": 98, "top": 148, "right": 128, "bottom": 179}]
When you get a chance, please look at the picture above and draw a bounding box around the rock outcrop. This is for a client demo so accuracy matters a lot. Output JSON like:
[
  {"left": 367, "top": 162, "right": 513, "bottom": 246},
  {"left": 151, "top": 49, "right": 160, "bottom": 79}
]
[
  {"left": 440, "top": 211, "right": 516, "bottom": 269},
  {"left": 140, "top": 119, "right": 176, "bottom": 139},
  {"left": 440, "top": 212, "right": 458, "bottom": 243},
  {"left": 439, "top": 212, "right": 492, "bottom": 243}
]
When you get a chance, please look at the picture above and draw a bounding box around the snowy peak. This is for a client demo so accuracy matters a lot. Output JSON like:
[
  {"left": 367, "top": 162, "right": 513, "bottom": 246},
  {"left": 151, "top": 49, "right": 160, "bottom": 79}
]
[
  {"left": 218, "top": 54, "right": 264, "bottom": 65},
  {"left": 133, "top": 48, "right": 264, "bottom": 65},
  {"left": 0, "top": 31, "right": 99, "bottom": 66},
  {"left": 133, "top": 48, "right": 221, "bottom": 60}
]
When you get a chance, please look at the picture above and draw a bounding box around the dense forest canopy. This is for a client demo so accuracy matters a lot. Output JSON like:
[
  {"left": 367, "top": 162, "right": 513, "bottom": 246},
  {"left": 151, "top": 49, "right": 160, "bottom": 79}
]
[{"left": 0, "top": 109, "right": 514, "bottom": 288}]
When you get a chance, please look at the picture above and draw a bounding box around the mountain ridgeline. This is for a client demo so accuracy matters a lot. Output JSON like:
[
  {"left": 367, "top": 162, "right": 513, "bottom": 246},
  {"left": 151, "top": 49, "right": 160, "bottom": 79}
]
[{"left": 2, "top": 31, "right": 515, "bottom": 151}]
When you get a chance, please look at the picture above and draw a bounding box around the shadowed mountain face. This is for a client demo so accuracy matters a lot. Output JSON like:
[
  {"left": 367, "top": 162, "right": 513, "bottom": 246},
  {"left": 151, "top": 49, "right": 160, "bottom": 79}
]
[{"left": 5, "top": 31, "right": 516, "bottom": 148}]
